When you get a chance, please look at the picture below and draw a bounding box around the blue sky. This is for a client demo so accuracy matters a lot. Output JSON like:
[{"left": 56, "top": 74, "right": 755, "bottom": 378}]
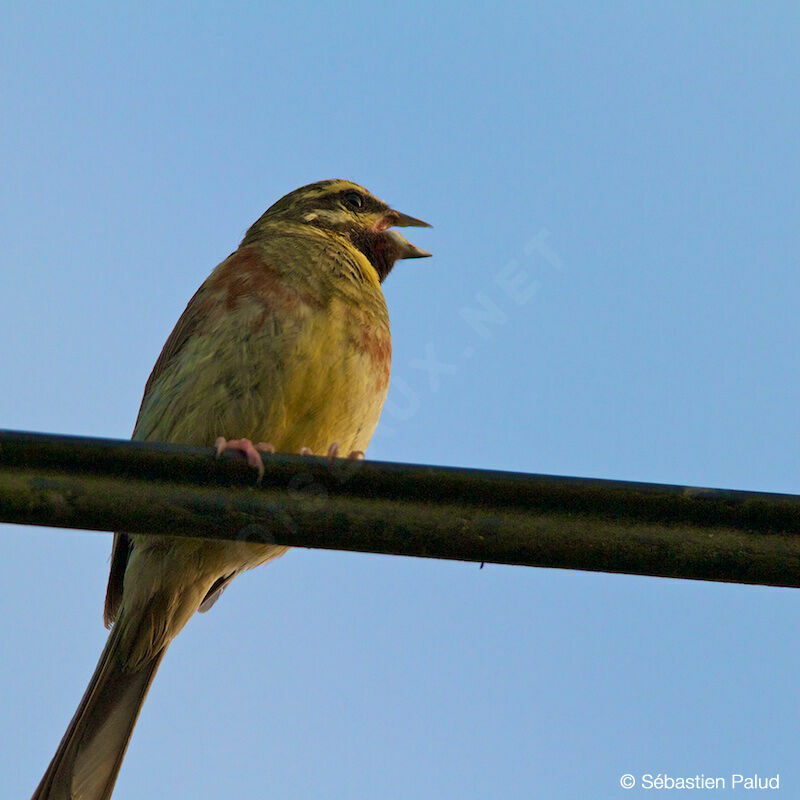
[{"left": 2, "top": 3, "right": 799, "bottom": 798}]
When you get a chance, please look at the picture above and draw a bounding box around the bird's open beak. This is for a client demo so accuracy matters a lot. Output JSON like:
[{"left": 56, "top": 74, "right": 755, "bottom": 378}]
[
  {"left": 382, "top": 210, "right": 432, "bottom": 259},
  {"left": 386, "top": 230, "right": 431, "bottom": 259}
]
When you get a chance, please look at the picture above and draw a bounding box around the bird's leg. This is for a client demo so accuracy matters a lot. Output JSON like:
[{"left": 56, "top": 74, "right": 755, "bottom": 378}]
[{"left": 215, "top": 437, "right": 275, "bottom": 482}]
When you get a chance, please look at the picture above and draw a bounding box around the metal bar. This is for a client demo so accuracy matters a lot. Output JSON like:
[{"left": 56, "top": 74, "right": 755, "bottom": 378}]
[{"left": 1, "top": 429, "right": 799, "bottom": 588}]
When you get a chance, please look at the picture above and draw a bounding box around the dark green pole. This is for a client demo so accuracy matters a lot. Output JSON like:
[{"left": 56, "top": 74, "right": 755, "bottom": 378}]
[{"left": 1, "top": 430, "right": 799, "bottom": 588}]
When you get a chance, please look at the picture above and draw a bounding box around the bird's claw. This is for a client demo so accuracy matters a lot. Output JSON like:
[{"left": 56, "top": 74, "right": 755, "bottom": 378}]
[
  {"left": 293, "top": 442, "right": 365, "bottom": 461},
  {"left": 322, "top": 442, "right": 364, "bottom": 462},
  {"left": 215, "top": 437, "right": 276, "bottom": 483}
]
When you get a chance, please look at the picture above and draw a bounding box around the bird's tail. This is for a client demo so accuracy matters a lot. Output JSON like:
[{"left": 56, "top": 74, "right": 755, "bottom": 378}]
[{"left": 31, "top": 613, "right": 167, "bottom": 800}]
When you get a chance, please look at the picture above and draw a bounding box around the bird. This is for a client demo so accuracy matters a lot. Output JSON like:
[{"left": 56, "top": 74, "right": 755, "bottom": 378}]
[{"left": 32, "top": 179, "right": 431, "bottom": 800}]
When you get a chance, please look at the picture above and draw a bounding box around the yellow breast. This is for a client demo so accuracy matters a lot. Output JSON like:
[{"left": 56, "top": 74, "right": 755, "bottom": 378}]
[{"left": 134, "top": 235, "right": 391, "bottom": 457}]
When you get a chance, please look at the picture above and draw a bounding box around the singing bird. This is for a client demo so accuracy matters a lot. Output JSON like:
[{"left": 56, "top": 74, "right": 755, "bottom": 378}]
[{"left": 33, "top": 180, "right": 431, "bottom": 800}]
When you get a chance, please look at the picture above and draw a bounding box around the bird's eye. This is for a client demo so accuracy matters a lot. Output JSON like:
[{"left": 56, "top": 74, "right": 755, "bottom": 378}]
[{"left": 343, "top": 191, "right": 363, "bottom": 209}]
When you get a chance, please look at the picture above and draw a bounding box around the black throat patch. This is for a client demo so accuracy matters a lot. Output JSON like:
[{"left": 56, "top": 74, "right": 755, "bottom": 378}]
[{"left": 349, "top": 228, "right": 399, "bottom": 283}]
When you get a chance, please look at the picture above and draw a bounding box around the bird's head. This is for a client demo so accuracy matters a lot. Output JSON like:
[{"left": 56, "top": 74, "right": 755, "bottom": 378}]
[{"left": 246, "top": 180, "right": 431, "bottom": 282}]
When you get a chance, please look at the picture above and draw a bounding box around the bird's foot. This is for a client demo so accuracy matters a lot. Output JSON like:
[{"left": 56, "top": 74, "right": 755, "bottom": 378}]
[
  {"left": 295, "top": 443, "right": 364, "bottom": 462},
  {"left": 215, "top": 437, "right": 275, "bottom": 483},
  {"left": 324, "top": 442, "right": 365, "bottom": 463}
]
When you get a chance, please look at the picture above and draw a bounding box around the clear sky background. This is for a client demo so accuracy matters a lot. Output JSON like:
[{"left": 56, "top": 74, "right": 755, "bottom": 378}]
[{"left": 2, "top": 3, "right": 799, "bottom": 798}]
